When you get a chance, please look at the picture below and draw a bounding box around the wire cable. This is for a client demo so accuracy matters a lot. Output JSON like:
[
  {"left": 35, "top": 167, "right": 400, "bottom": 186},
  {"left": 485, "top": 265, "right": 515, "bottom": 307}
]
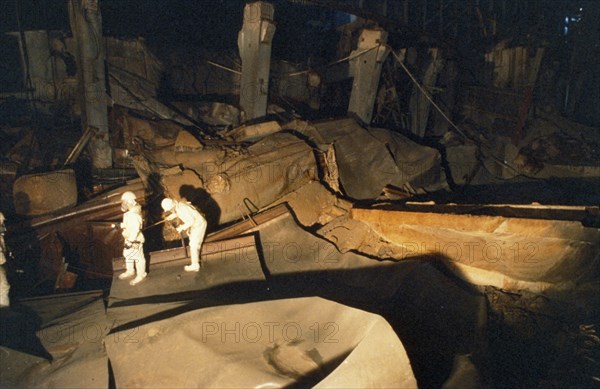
[
  {"left": 283, "top": 45, "right": 377, "bottom": 77},
  {"left": 387, "top": 46, "right": 540, "bottom": 180}
]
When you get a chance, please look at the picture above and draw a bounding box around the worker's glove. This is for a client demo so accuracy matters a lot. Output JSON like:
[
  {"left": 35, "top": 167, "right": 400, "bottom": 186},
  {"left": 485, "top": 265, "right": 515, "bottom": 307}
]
[{"left": 124, "top": 241, "right": 133, "bottom": 249}]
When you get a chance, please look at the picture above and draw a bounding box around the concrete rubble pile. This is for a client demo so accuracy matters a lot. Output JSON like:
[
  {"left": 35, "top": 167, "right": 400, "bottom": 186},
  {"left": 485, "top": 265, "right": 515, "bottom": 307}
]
[
  {"left": 2, "top": 106, "right": 598, "bottom": 387},
  {"left": 1, "top": 2, "right": 599, "bottom": 388}
]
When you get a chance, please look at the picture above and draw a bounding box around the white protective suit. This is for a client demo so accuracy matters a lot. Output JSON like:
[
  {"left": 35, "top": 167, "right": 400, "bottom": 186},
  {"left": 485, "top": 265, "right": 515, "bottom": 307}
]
[
  {"left": 167, "top": 200, "right": 207, "bottom": 272},
  {"left": 119, "top": 204, "right": 147, "bottom": 285},
  {"left": 0, "top": 212, "right": 9, "bottom": 307}
]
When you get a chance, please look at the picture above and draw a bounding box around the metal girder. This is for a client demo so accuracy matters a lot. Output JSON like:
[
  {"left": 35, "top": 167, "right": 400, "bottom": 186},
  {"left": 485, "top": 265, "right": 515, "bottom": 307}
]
[{"left": 112, "top": 234, "right": 257, "bottom": 271}]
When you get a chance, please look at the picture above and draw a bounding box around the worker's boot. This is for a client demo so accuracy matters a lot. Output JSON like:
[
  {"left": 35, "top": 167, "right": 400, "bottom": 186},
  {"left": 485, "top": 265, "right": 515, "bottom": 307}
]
[
  {"left": 0, "top": 270, "right": 9, "bottom": 307},
  {"left": 118, "top": 259, "right": 135, "bottom": 280},
  {"left": 184, "top": 249, "right": 200, "bottom": 272},
  {"left": 129, "top": 258, "right": 147, "bottom": 286}
]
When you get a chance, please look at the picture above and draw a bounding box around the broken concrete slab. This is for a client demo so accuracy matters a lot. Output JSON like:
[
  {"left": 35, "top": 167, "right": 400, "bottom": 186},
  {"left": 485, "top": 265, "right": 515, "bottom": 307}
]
[{"left": 350, "top": 205, "right": 600, "bottom": 292}]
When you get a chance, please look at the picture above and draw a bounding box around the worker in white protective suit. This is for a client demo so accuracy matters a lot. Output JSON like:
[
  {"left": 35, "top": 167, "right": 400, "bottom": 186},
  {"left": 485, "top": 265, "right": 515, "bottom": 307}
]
[
  {"left": 161, "top": 197, "right": 207, "bottom": 272},
  {"left": 118, "top": 191, "right": 147, "bottom": 285},
  {"left": 0, "top": 212, "right": 9, "bottom": 307}
]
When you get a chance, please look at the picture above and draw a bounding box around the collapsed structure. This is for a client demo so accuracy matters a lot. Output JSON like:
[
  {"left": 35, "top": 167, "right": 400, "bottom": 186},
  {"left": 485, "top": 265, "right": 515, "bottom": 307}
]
[{"left": 0, "top": 1, "right": 599, "bottom": 388}]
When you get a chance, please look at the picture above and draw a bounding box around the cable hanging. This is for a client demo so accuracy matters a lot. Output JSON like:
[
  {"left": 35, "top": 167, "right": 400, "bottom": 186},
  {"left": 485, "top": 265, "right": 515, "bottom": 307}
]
[{"left": 387, "top": 46, "right": 539, "bottom": 180}]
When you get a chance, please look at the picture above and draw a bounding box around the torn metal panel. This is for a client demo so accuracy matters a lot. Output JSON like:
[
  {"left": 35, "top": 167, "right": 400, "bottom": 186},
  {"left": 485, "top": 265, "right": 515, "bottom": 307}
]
[
  {"left": 350, "top": 206, "right": 600, "bottom": 291},
  {"left": 5, "top": 30, "right": 55, "bottom": 102},
  {"left": 442, "top": 132, "right": 481, "bottom": 186}
]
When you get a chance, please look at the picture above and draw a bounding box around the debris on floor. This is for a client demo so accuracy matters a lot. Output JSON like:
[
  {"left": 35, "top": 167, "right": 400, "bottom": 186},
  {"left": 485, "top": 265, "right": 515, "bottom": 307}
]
[{"left": 0, "top": 1, "right": 598, "bottom": 388}]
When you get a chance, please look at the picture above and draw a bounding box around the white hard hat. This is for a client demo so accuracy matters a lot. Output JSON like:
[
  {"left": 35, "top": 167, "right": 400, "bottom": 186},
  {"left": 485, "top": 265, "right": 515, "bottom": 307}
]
[
  {"left": 121, "top": 191, "right": 137, "bottom": 203},
  {"left": 161, "top": 198, "right": 175, "bottom": 212}
]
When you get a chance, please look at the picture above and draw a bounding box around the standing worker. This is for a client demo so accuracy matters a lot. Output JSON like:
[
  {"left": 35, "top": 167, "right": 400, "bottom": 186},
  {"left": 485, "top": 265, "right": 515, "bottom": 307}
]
[
  {"left": 161, "top": 197, "right": 207, "bottom": 272},
  {"left": 0, "top": 212, "right": 10, "bottom": 307},
  {"left": 118, "top": 191, "right": 147, "bottom": 286}
]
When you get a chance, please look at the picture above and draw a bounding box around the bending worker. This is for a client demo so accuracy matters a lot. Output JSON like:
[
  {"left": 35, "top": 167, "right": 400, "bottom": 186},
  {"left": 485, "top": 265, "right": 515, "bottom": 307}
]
[
  {"left": 0, "top": 212, "right": 9, "bottom": 307},
  {"left": 161, "top": 197, "right": 207, "bottom": 272},
  {"left": 118, "top": 191, "right": 147, "bottom": 286}
]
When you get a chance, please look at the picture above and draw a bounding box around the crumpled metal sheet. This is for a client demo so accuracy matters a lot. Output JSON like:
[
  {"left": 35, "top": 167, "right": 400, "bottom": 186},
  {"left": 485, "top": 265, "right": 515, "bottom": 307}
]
[
  {"left": 0, "top": 291, "right": 108, "bottom": 388},
  {"left": 289, "top": 117, "right": 446, "bottom": 199},
  {"left": 106, "top": 297, "right": 417, "bottom": 388},
  {"left": 333, "top": 125, "right": 444, "bottom": 199}
]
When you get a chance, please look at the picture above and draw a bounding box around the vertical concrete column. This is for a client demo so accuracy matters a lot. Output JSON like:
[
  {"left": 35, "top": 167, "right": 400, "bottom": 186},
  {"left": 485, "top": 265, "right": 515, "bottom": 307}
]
[
  {"left": 348, "top": 29, "right": 390, "bottom": 124},
  {"left": 237, "top": 1, "right": 276, "bottom": 121},
  {"left": 6, "top": 30, "right": 54, "bottom": 101},
  {"left": 68, "top": 0, "right": 112, "bottom": 169}
]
